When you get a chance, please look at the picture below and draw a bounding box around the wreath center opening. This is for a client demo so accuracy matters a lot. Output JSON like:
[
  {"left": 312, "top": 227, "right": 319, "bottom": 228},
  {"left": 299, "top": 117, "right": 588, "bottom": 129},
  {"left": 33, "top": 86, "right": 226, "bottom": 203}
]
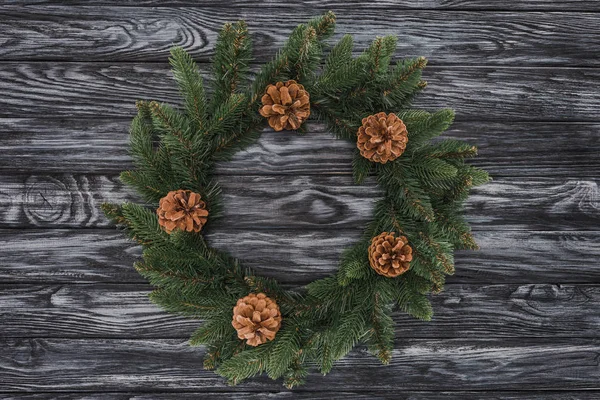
[{"left": 206, "top": 125, "right": 380, "bottom": 284}]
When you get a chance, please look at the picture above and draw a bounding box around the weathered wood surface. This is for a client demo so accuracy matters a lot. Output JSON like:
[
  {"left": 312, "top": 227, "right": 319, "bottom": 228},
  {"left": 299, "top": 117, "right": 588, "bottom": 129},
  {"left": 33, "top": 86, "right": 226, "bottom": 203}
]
[
  {"left": 7, "top": 1, "right": 600, "bottom": 11},
  {"left": 1, "top": 229, "right": 599, "bottom": 285},
  {"left": 1, "top": 63, "right": 599, "bottom": 121},
  {"left": 1, "top": 338, "right": 599, "bottom": 391},
  {"left": 2, "top": 283, "right": 600, "bottom": 339},
  {"left": 1, "top": 8, "right": 599, "bottom": 65},
  {"left": 1, "top": 173, "right": 598, "bottom": 230},
  {"left": 1, "top": 2, "right": 599, "bottom": 397},
  {"left": 3, "top": 393, "right": 600, "bottom": 400},
  {"left": 2, "top": 120, "right": 599, "bottom": 178}
]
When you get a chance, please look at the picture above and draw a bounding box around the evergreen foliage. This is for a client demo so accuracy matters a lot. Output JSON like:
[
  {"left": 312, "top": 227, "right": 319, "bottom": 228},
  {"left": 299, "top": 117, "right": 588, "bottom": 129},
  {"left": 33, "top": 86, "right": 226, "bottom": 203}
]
[{"left": 102, "top": 11, "right": 489, "bottom": 388}]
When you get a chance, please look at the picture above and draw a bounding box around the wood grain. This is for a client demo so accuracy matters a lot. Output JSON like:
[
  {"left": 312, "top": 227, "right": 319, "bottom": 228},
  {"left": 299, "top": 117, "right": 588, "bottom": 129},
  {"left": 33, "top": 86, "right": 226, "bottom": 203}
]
[
  {"left": 0, "top": 63, "right": 599, "bottom": 121},
  {"left": 0, "top": 229, "right": 141, "bottom": 284},
  {"left": 2, "top": 119, "right": 599, "bottom": 178},
  {"left": 2, "top": 392, "right": 600, "bottom": 400},
  {"left": 0, "top": 173, "right": 598, "bottom": 230},
  {"left": 6, "top": 1, "right": 600, "bottom": 11},
  {"left": 2, "top": 283, "right": 600, "bottom": 339},
  {"left": 1, "top": 3, "right": 599, "bottom": 396},
  {"left": 0, "top": 174, "right": 134, "bottom": 228},
  {"left": 208, "top": 230, "right": 600, "bottom": 285},
  {"left": 1, "top": 229, "right": 599, "bottom": 285},
  {"left": 1, "top": 338, "right": 598, "bottom": 391},
  {"left": 1, "top": 8, "right": 599, "bottom": 65}
]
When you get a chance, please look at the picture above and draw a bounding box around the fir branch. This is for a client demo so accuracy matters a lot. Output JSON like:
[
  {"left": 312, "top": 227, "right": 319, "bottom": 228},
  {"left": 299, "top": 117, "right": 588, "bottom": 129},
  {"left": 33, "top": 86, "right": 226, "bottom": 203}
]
[
  {"left": 249, "top": 50, "right": 290, "bottom": 106},
  {"left": 366, "top": 293, "right": 394, "bottom": 364},
  {"left": 323, "top": 34, "right": 353, "bottom": 74},
  {"left": 432, "top": 207, "right": 479, "bottom": 250},
  {"left": 315, "top": 330, "right": 335, "bottom": 374},
  {"left": 169, "top": 47, "right": 208, "bottom": 130},
  {"left": 384, "top": 173, "right": 436, "bottom": 223},
  {"left": 410, "top": 157, "right": 459, "bottom": 183},
  {"left": 101, "top": 203, "right": 126, "bottom": 226},
  {"left": 149, "top": 288, "right": 235, "bottom": 319},
  {"left": 203, "top": 338, "right": 244, "bottom": 371},
  {"left": 129, "top": 101, "right": 161, "bottom": 171},
  {"left": 417, "top": 232, "right": 455, "bottom": 275},
  {"left": 242, "top": 274, "right": 301, "bottom": 315},
  {"left": 134, "top": 261, "right": 216, "bottom": 291},
  {"left": 119, "top": 170, "right": 167, "bottom": 202},
  {"left": 352, "top": 149, "right": 374, "bottom": 184},
  {"left": 216, "top": 342, "right": 273, "bottom": 385},
  {"left": 330, "top": 305, "right": 369, "bottom": 360},
  {"left": 209, "top": 93, "right": 250, "bottom": 151},
  {"left": 288, "top": 25, "right": 320, "bottom": 81},
  {"left": 308, "top": 10, "right": 337, "bottom": 41},
  {"left": 316, "top": 35, "right": 365, "bottom": 94},
  {"left": 148, "top": 101, "right": 203, "bottom": 185},
  {"left": 363, "top": 36, "right": 397, "bottom": 79},
  {"left": 312, "top": 104, "right": 361, "bottom": 140},
  {"left": 210, "top": 21, "right": 252, "bottom": 111},
  {"left": 283, "top": 357, "right": 308, "bottom": 389},
  {"left": 190, "top": 313, "right": 236, "bottom": 346},
  {"left": 396, "top": 280, "right": 433, "bottom": 321},
  {"left": 382, "top": 56, "right": 427, "bottom": 105},
  {"left": 406, "top": 257, "right": 445, "bottom": 288},
  {"left": 401, "top": 108, "right": 456, "bottom": 146},
  {"left": 420, "top": 140, "right": 478, "bottom": 159},
  {"left": 246, "top": 13, "right": 336, "bottom": 107},
  {"left": 266, "top": 322, "right": 302, "bottom": 379},
  {"left": 119, "top": 203, "right": 168, "bottom": 246},
  {"left": 337, "top": 240, "right": 371, "bottom": 286}
]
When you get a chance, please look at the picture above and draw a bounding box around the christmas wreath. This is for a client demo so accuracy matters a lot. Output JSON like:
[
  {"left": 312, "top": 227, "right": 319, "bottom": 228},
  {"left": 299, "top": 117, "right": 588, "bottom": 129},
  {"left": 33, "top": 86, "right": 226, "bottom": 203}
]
[{"left": 102, "top": 11, "right": 489, "bottom": 388}]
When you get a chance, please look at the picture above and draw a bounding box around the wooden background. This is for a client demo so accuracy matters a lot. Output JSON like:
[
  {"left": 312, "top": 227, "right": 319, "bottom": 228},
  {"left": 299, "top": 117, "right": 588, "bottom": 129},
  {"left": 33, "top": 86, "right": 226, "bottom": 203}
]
[{"left": 1, "top": 1, "right": 599, "bottom": 398}]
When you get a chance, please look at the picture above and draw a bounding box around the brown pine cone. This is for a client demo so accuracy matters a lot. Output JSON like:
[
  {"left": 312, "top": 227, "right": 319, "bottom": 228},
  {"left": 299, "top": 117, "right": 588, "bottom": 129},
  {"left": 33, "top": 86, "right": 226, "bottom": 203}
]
[
  {"left": 232, "top": 292, "right": 282, "bottom": 347},
  {"left": 156, "top": 190, "right": 208, "bottom": 234},
  {"left": 368, "top": 232, "right": 413, "bottom": 278},
  {"left": 259, "top": 80, "right": 310, "bottom": 131},
  {"left": 357, "top": 112, "right": 408, "bottom": 164}
]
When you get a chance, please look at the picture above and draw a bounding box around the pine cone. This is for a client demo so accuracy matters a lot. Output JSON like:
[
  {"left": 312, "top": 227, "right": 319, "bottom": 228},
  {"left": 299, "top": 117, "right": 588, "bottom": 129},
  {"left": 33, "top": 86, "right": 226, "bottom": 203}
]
[
  {"left": 368, "top": 232, "right": 413, "bottom": 278},
  {"left": 259, "top": 80, "right": 310, "bottom": 131},
  {"left": 357, "top": 112, "right": 408, "bottom": 163},
  {"left": 232, "top": 292, "right": 282, "bottom": 347},
  {"left": 156, "top": 190, "right": 208, "bottom": 234}
]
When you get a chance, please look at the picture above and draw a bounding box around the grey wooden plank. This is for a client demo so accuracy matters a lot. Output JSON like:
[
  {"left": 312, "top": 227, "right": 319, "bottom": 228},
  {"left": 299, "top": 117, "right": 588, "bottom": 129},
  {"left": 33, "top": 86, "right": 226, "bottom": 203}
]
[
  {"left": 0, "top": 63, "right": 599, "bottom": 121},
  {"left": 2, "top": 119, "right": 599, "bottom": 178},
  {"left": 0, "top": 394, "right": 374, "bottom": 400},
  {"left": 0, "top": 229, "right": 142, "bottom": 284},
  {"left": 3, "top": 392, "right": 600, "bottom": 400},
  {"left": 2, "top": 283, "right": 599, "bottom": 339},
  {"left": 1, "top": 8, "right": 599, "bottom": 65},
  {"left": 0, "top": 229, "right": 598, "bottom": 285},
  {"left": 0, "top": 338, "right": 598, "bottom": 391},
  {"left": 0, "top": 174, "right": 597, "bottom": 230},
  {"left": 159, "top": 230, "right": 600, "bottom": 284},
  {"left": 5, "top": 0, "right": 600, "bottom": 11}
]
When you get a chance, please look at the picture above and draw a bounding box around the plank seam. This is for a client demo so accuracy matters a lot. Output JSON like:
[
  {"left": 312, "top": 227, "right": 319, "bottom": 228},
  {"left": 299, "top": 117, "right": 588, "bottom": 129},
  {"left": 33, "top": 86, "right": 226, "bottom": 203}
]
[{"left": 3, "top": 5, "right": 600, "bottom": 12}]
